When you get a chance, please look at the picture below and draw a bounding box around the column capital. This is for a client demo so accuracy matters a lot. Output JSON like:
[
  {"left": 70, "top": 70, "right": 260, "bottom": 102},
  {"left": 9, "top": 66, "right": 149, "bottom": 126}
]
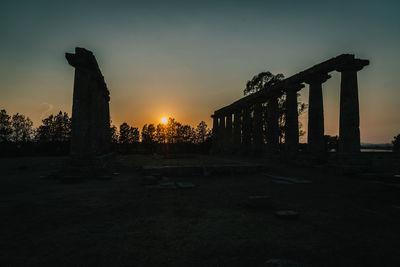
[
  {"left": 304, "top": 73, "right": 331, "bottom": 84},
  {"left": 336, "top": 59, "right": 369, "bottom": 72}
]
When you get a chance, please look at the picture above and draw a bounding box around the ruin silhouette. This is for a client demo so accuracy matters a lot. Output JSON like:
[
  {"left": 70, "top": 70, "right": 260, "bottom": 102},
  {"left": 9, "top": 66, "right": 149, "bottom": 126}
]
[
  {"left": 66, "top": 47, "right": 111, "bottom": 158},
  {"left": 211, "top": 54, "right": 369, "bottom": 155}
]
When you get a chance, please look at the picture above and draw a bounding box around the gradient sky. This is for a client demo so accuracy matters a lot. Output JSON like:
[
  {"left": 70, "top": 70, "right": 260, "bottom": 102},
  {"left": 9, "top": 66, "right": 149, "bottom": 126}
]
[{"left": 1, "top": 0, "right": 399, "bottom": 143}]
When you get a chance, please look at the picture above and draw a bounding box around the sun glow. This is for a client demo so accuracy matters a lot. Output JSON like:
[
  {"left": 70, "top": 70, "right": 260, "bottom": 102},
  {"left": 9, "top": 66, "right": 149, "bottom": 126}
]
[{"left": 161, "top": 117, "right": 168, "bottom": 124}]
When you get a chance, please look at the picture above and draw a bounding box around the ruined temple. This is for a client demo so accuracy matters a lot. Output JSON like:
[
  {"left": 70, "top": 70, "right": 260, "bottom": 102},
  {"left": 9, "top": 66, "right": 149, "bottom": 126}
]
[
  {"left": 66, "top": 47, "right": 111, "bottom": 157},
  {"left": 212, "top": 54, "right": 369, "bottom": 154}
]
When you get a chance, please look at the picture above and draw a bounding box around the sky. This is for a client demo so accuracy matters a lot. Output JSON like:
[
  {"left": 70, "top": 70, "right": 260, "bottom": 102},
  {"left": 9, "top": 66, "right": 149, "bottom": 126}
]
[{"left": 0, "top": 0, "right": 399, "bottom": 143}]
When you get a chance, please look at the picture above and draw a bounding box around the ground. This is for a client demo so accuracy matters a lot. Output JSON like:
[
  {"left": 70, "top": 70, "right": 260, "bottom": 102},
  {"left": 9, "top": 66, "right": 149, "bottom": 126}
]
[{"left": 0, "top": 155, "right": 399, "bottom": 266}]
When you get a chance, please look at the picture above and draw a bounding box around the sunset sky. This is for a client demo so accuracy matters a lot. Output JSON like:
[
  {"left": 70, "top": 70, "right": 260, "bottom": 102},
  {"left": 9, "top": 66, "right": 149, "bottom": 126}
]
[{"left": 1, "top": 0, "right": 399, "bottom": 143}]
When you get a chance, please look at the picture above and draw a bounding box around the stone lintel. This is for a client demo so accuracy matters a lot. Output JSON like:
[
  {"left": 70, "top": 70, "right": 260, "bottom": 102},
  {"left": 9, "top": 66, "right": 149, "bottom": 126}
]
[
  {"left": 304, "top": 73, "right": 331, "bottom": 84},
  {"left": 336, "top": 59, "right": 369, "bottom": 72},
  {"left": 285, "top": 83, "right": 305, "bottom": 92}
]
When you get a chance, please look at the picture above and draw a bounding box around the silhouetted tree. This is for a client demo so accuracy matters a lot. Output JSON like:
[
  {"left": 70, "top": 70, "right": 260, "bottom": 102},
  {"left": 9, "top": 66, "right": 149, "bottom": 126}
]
[
  {"left": 11, "top": 113, "right": 33, "bottom": 143},
  {"left": 35, "top": 111, "right": 71, "bottom": 143},
  {"left": 194, "top": 121, "right": 211, "bottom": 144},
  {"left": 244, "top": 71, "right": 284, "bottom": 96},
  {"left": 155, "top": 123, "right": 166, "bottom": 144},
  {"left": 110, "top": 124, "right": 119, "bottom": 144},
  {"left": 177, "top": 124, "right": 195, "bottom": 143},
  {"left": 119, "top": 122, "right": 139, "bottom": 144},
  {"left": 392, "top": 134, "right": 400, "bottom": 152},
  {"left": 0, "top": 109, "right": 12, "bottom": 142},
  {"left": 142, "top": 124, "right": 156, "bottom": 144}
]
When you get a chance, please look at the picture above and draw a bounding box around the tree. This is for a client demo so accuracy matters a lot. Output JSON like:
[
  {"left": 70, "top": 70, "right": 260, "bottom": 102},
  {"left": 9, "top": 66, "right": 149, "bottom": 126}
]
[
  {"left": 11, "top": 113, "right": 33, "bottom": 143},
  {"left": 110, "top": 124, "right": 119, "bottom": 144},
  {"left": 35, "top": 111, "right": 71, "bottom": 143},
  {"left": 177, "top": 124, "right": 195, "bottom": 143},
  {"left": 155, "top": 123, "right": 166, "bottom": 144},
  {"left": 142, "top": 124, "right": 156, "bottom": 144},
  {"left": 194, "top": 121, "right": 211, "bottom": 144},
  {"left": 0, "top": 109, "right": 12, "bottom": 142},
  {"left": 119, "top": 122, "right": 139, "bottom": 144},
  {"left": 244, "top": 71, "right": 284, "bottom": 96},
  {"left": 393, "top": 134, "right": 400, "bottom": 152}
]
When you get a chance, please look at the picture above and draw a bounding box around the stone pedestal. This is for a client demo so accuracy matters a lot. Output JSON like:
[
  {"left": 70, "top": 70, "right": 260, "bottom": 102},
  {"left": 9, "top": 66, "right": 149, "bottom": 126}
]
[
  {"left": 305, "top": 73, "right": 330, "bottom": 153},
  {"left": 337, "top": 60, "right": 368, "bottom": 153},
  {"left": 266, "top": 95, "right": 280, "bottom": 153},
  {"left": 285, "top": 84, "right": 304, "bottom": 153}
]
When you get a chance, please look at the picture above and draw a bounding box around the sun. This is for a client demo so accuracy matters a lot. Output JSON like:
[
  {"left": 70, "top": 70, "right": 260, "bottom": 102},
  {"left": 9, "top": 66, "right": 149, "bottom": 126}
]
[{"left": 161, "top": 117, "right": 168, "bottom": 124}]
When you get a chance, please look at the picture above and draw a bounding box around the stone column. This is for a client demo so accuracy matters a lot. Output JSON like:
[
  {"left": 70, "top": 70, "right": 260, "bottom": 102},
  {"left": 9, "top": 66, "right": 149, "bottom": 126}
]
[
  {"left": 212, "top": 114, "right": 219, "bottom": 152},
  {"left": 266, "top": 95, "right": 280, "bottom": 153},
  {"left": 285, "top": 84, "right": 304, "bottom": 153},
  {"left": 305, "top": 73, "right": 330, "bottom": 154},
  {"left": 233, "top": 109, "right": 242, "bottom": 151},
  {"left": 242, "top": 105, "right": 252, "bottom": 151},
  {"left": 337, "top": 59, "right": 368, "bottom": 153},
  {"left": 253, "top": 103, "right": 264, "bottom": 152},
  {"left": 219, "top": 115, "right": 226, "bottom": 151},
  {"left": 225, "top": 113, "right": 233, "bottom": 151}
]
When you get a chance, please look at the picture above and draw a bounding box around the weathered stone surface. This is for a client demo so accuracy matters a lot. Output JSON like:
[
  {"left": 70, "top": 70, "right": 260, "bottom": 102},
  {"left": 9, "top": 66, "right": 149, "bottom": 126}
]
[
  {"left": 266, "top": 95, "right": 279, "bottom": 153},
  {"left": 242, "top": 106, "right": 252, "bottom": 151},
  {"left": 305, "top": 73, "right": 330, "bottom": 154},
  {"left": 253, "top": 103, "right": 264, "bottom": 152},
  {"left": 66, "top": 47, "right": 111, "bottom": 157},
  {"left": 285, "top": 84, "right": 303, "bottom": 153},
  {"left": 338, "top": 64, "right": 362, "bottom": 153}
]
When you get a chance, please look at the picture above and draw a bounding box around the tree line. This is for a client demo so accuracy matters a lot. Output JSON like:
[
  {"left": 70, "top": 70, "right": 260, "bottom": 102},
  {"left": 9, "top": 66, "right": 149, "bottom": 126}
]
[{"left": 0, "top": 109, "right": 211, "bottom": 156}]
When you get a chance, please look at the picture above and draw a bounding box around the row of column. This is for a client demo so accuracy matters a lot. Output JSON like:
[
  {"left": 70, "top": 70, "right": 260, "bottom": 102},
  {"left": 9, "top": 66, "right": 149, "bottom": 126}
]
[{"left": 213, "top": 61, "right": 366, "bottom": 154}]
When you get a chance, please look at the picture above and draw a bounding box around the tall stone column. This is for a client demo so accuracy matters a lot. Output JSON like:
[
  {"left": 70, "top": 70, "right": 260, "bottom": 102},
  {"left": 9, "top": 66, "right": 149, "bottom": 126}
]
[
  {"left": 219, "top": 115, "right": 226, "bottom": 151},
  {"left": 337, "top": 59, "right": 368, "bottom": 153},
  {"left": 212, "top": 114, "right": 219, "bottom": 152},
  {"left": 253, "top": 103, "right": 264, "bottom": 152},
  {"left": 285, "top": 84, "right": 304, "bottom": 153},
  {"left": 266, "top": 94, "right": 280, "bottom": 153},
  {"left": 225, "top": 113, "right": 233, "bottom": 151},
  {"left": 233, "top": 109, "right": 242, "bottom": 151},
  {"left": 305, "top": 73, "right": 330, "bottom": 153},
  {"left": 242, "top": 105, "right": 252, "bottom": 151}
]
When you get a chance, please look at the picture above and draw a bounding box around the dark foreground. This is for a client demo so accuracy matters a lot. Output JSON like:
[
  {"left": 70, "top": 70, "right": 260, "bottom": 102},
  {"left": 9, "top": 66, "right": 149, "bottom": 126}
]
[{"left": 1, "top": 155, "right": 399, "bottom": 266}]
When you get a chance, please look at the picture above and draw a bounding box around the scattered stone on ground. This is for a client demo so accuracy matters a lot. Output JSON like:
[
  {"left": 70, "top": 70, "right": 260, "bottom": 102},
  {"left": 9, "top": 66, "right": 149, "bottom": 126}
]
[{"left": 275, "top": 210, "right": 300, "bottom": 220}]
